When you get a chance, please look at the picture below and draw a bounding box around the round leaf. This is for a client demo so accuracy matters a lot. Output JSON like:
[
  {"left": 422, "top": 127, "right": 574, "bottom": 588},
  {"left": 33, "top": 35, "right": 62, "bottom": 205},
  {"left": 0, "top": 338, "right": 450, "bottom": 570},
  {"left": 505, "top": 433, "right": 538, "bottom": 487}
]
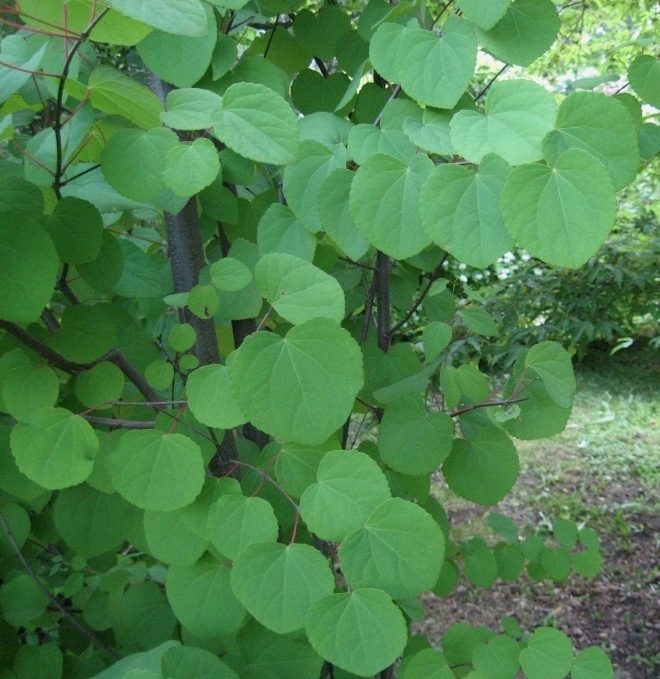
[
  {"left": 231, "top": 542, "right": 336, "bottom": 633},
  {"left": 274, "top": 437, "right": 338, "bottom": 499},
  {"left": 3, "top": 366, "right": 59, "bottom": 423},
  {"left": 420, "top": 153, "right": 513, "bottom": 269},
  {"left": 350, "top": 153, "right": 433, "bottom": 259},
  {"left": 571, "top": 647, "right": 613, "bottom": 679},
  {"left": 305, "top": 589, "right": 408, "bottom": 677},
  {"left": 519, "top": 628, "right": 574, "bottom": 679},
  {"left": 161, "top": 645, "right": 240, "bottom": 679},
  {"left": 542, "top": 91, "right": 639, "bottom": 190},
  {"left": 501, "top": 148, "right": 616, "bottom": 268},
  {"left": 211, "top": 83, "right": 299, "bottom": 165},
  {"left": 255, "top": 252, "right": 345, "bottom": 325},
  {"left": 299, "top": 449, "right": 391, "bottom": 542},
  {"left": 208, "top": 495, "right": 279, "bottom": 560},
  {"left": 339, "top": 497, "right": 445, "bottom": 599},
  {"left": 456, "top": 0, "right": 513, "bottom": 30},
  {"left": 75, "top": 362, "right": 125, "bottom": 408},
  {"left": 45, "top": 196, "right": 104, "bottom": 264},
  {"left": 168, "top": 323, "right": 197, "bottom": 352},
  {"left": 524, "top": 342, "right": 576, "bottom": 409},
  {"left": 442, "top": 428, "right": 519, "bottom": 505},
  {"left": 257, "top": 203, "right": 317, "bottom": 262},
  {"left": 0, "top": 215, "right": 58, "bottom": 323},
  {"left": 11, "top": 407, "right": 97, "bottom": 490},
  {"left": 166, "top": 557, "right": 247, "bottom": 638},
  {"left": 105, "top": 0, "right": 210, "bottom": 37},
  {"left": 450, "top": 80, "right": 557, "bottom": 165},
  {"left": 106, "top": 429, "right": 205, "bottom": 511},
  {"left": 628, "top": 55, "right": 660, "bottom": 109},
  {"left": 472, "top": 635, "right": 521, "bottom": 679},
  {"left": 210, "top": 258, "right": 253, "bottom": 292},
  {"left": 162, "top": 139, "right": 221, "bottom": 197},
  {"left": 186, "top": 364, "right": 248, "bottom": 429},
  {"left": 378, "top": 394, "right": 454, "bottom": 475},
  {"left": 227, "top": 318, "right": 363, "bottom": 446}
]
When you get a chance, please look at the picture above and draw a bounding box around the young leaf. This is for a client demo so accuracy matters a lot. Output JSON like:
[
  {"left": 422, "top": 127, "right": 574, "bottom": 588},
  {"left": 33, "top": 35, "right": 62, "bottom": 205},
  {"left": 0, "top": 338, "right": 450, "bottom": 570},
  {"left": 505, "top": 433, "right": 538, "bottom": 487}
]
[
  {"left": 227, "top": 318, "right": 363, "bottom": 446},
  {"left": 462, "top": 537, "right": 498, "bottom": 588},
  {"left": 501, "top": 148, "right": 617, "bottom": 268},
  {"left": 305, "top": 589, "right": 408, "bottom": 677},
  {"left": 210, "top": 258, "right": 253, "bottom": 292},
  {"left": 230, "top": 542, "right": 336, "bottom": 633},
  {"left": 162, "top": 138, "right": 221, "bottom": 197},
  {"left": 339, "top": 497, "right": 445, "bottom": 599},
  {"left": 299, "top": 449, "right": 391, "bottom": 542},
  {"left": 524, "top": 341, "right": 576, "bottom": 408},
  {"left": 186, "top": 364, "right": 248, "bottom": 429}
]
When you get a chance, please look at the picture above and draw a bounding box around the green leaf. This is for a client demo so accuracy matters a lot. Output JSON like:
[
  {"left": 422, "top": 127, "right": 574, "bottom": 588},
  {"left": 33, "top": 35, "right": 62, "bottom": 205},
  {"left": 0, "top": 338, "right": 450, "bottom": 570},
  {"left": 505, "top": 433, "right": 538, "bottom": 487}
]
[
  {"left": 101, "top": 127, "right": 179, "bottom": 203},
  {"left": 502, "top": 380, "right": 571, "bottom": 441},
  {"left": 291, "top": 70, "right": 351, "bottom": 115},
  {"left": 105, "top": 0, "right": 210, "bottom": 37},
  {"left": 350, "top": 153, "right": 433, "bottom": 259},
  {"left": 211, "top": 258, "right": 253, "bottom": 292},
  {"left": 423, "top": 322, "right": 452, "bottom": 360},
  {"left": 274, "top": 437, "right": 338, "bottom": 499},
  {"left": 11, "top": 408, "right": 97, "bottom": 490},
  {"left": 519, "top": 628, "right": 574, "bottom": 679},
  {"left": 524, "top": 341, "right": 576, "bottom": 409},
  {"left": 283, "top": 140, "right": 347, "bottom": 233},
  {"left": 571, "top": 647, "right": 613, "bottom": 679},
  {"left": 161, "top": 645, "right": 240, "bottom": 679},
  {"left": 78, "top": 231, "right": 125, "bottom": 293},
  {"left": 46, "top": 304, "right": 117, "bottom": 364},
  {"left": 161, "top": 88, "right": 223, "bottom": 130},
  {"left": 0, "top": 214, "right": 58, "bottom": 323},
  {"left": 399, "top": 648, "right": 452, "bottom": 678},
  {"left": 639, "top": 122, "right": 660, "bottom": 160},
  {"left": 347, "top": 125, "right": 416, "bottom": 165},
  {"left": 442, "top": 428, "right": 519, "bottom": 505},
  {"left": 397, "top": 16, "right": 478, "bottom": 109},
  {"left": 145, "top": 360, "right": 174, "bottom": 390},
  {"left": 0, "top": 35, "right": 48, "bottom": 105},
  {"left": 0, "top": 501, "right": 30, "bottom": 557},
  {"left": 113, "top": 239, "right": 166, "bottom": 299},
  {"left": 628, "top": 55, "right": 660, "bottom": 109},
  {"left": 339, "top": 497, "right": 445, "bottom": 598},
  {"left": 137, "top": 4, "right": 216, "bottom": 88},
  {"left": 186, "top": 364, "right": 248, "bottom": 429},
  {"left": 459, "top": 308, "right": 500, "bottom": 337},
  {"left": 433, "top": 560, "right": 459, "bottom": 598},
  {"left": 166, "top": 556, "right": 247, "bottom": 638},
  {"left": 162, "top": 139, "right": 221, "bottom": 197},
  {"left": 378, "top": 394, "right": 454, "bottom": 475},
  {"left": 54, "top": 485, "right": 134, "bottom": 558},
  {"left": 0, "top": 574, "right": 48, "bottom": 628},
  {"left": 3, "top": 366, "right": 59, "bottom": 423},
  {"left": 542, "top": 91, "right": 639, "bottom": 191},
  {"left": 208, "top": 494, "right": 279, "bottom": 560},
  {"left": 475, "top": 0, "right": 560, "bottom": 67},
  {"left": 227, "top": 318, "right": 363, "bottom": 446},
  {"left": 421, "top": 153, "right": 512, "bottom": 269},
  {"left": 44, "top": 197, "right": 104, "bottom": 264},
  {"left": 552, "top": 519, "right": 578, "bottom": 549},
  {"left": 472, "top": 635, "right": 520, "bottom": 679},
  {"left": 501, "top": 148, "right": 616, "bottom": 268},
  {"left": 211, "top": 83, "right": 299, "bottom": 165},
  {"left": 88, "top": 65, "right": 164, "bottom": 129},
  {"left": 12, "top": 642, "right": 63, "bottom": 679},
  {"left": 257, "top": 203, "right": 317, "bottom": 263},
  {"left": 487, "top": 513, "right": 518, "bottom": 544},
  {"left": 0, "top": 176, "right": 44, "bottom": 220},
  {"left": 572, "top": 550, "right": 602, "bottom": 579},
  {"left": 318, "top": 168, "right": 369, "bottom": 261},
  {"left": 168, "top": 323, "right": 196, "bottom": 352},
  {"left": 305, "top": 589, "right": 408, "bottom": 677},
  {"left": 368, "top": 22, "right": 408, "bottom": 85},
  {"left": 494, "top": 543, "right": 525, "bottom": 581},
  {"left": 299, "top": 449, "right": 391, "bottom": 542},
  {"left": 255, "top": 253, "right": 345, "bottom": 325},
  {"left": 450, "top": 80, "right": 557, "bottom": 165},
  {"left": 231, "top": 542, "right": 336, "bottom": 633},
  {"left": 106, "top": 429, "right": 205, "bottom": 510},
  {"left": 456, "top": 0, "right": 513, "bottom": 30},
  {"left": 462, "top": 537, "right": 498, "bottom": 588}
]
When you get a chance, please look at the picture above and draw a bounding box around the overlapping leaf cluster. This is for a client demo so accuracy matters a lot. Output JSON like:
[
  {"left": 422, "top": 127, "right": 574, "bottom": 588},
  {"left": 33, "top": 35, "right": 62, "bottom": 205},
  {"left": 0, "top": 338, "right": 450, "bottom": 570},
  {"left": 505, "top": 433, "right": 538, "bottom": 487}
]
[{"left": 0, "top": 0, "right": 656, "bottom": 677}]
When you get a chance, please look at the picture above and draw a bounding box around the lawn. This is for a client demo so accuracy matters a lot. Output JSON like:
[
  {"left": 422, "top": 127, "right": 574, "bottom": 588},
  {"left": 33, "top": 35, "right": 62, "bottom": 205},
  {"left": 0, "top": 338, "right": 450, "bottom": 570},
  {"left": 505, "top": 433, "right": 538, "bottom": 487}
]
[{"left": 419, "top": 350, "right": 660, "bottom": 679}]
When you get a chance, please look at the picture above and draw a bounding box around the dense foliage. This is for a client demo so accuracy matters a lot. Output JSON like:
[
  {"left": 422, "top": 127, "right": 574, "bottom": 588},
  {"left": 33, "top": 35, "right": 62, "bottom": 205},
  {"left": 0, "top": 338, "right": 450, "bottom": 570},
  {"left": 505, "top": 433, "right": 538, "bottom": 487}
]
[{"left": 0, "top": 0, "right": 657, "bottom": 678}]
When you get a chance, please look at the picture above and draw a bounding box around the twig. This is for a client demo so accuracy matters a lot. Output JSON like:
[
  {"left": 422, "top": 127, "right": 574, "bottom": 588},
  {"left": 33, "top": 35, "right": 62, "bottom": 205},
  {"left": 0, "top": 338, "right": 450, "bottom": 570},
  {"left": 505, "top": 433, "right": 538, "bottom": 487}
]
[
  {"left": 360, "top": 271, "right": 378, "bottom": 344},
  {"left": 263, "top": 15, "right": 279, "bottom": 58},
  {"left": 82, "top": 416, "right": 155, "bottom": 429},
  {"left": 356, "top": 397, "right": 384, "bottom": 421},
  {"left": 475, "top": 65, "right": 509, "bottom": 102},
  {"left": 229, "top": 460, "right": 300, "bottom": 512},
  {"left": 449, "top": 396, "right": 530, "bottom": 418},
  {"left": 431, "top": 0, "right": 454, "bottom": 28},
  {"left": 0, "top": 511, "right": 120, "bottom": 660},
  {"left": 256, "top": 306, "right": 274, "bottom": 332},
  {"left": 59, "top": 162, "right": 101, "bottom": 185},
  {"left": 374, "top": 84, "right": 401, "bottom": 127},
  {"left": 339, "top": 256, "right": 376, "bottom": 271},
  {"left": 389, "top": 255, "right": 448, "bottom": 336},
  {"left": 314, "top": 56, "right": 329, "bottom": 78}
]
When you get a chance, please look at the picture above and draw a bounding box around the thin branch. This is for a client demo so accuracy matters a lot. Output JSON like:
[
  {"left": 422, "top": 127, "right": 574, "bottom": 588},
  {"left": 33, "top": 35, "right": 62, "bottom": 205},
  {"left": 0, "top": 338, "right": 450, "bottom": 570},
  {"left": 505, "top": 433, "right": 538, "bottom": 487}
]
[
  {"left": 339, "top": 256, "right": 376, "bottom": 271},
  {"left": 356, "top": 397, "right": 384, "bottom": 421},
  {"left": 389, "top": 254, "right": 449, "bottom": 336},
  {"left": 374, "top": 84, "right": 401, "bottom": 127},
  {"left": 360, "top": 270, "right": 378, "bottom": 344},
  {"left": 449, "top": 396, "right": 529, "bottom": 418},
  {"left": 82, "top": 416, "right": 155, "bottom": 429},
  {"left": 263, "top": 15, "right": 279, "bottom": 58},
  {"left": 431, "top": 0, "right": 454, "bottom": 28},
  {"left": 314, "top": 56, "right": 329, "bottom": 78},
  {"left": 475, "top": 65, "right": 508, "bottom": 102},
  {"left": 0, "top": 511, "right": 120, "bottom": 660},
  {"left": 58, "top": 264, "right": 79, "bottom": 305},
  {"left": 229, "top": 460, "right": 300, "bottom": 512},
  {"left": 0, "top": 60, "right": 61, "bottom": 78},
  {"left": 375, "top": 251, "right": 391, "bottom": 352},
  {"left": 107, "top": 351, "right": 164, "bottom": 408}
]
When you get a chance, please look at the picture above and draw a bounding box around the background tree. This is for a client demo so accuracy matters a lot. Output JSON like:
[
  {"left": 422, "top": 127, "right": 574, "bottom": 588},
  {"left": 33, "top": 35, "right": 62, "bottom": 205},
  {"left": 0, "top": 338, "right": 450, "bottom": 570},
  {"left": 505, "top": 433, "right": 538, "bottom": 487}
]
[{"left": 0, "top": 1, "right": 657, "bottom": 678}]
